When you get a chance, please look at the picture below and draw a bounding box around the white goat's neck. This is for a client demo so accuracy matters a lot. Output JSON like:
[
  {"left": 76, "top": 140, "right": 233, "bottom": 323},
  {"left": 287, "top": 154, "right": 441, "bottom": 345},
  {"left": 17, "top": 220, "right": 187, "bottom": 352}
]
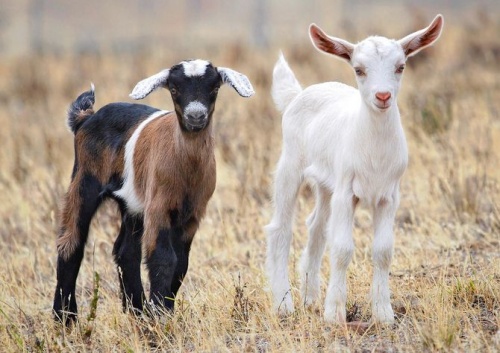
[{"left": 357, "top": 99, "right": 402, "bottom": 137}]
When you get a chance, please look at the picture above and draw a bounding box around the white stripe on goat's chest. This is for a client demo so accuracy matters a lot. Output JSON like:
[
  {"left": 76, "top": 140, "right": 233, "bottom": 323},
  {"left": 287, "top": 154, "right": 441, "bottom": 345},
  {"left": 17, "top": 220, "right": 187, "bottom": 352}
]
[
  {"left": 182, "top": 60, "right": 210, "bottom": 77},
  {"left": 114, "top": 110, "right": 169, "bottom": 214}
]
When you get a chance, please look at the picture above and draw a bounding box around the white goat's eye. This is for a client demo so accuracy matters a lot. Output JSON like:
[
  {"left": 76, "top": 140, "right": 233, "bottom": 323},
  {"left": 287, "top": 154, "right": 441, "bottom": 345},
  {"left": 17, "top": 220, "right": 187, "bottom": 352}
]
[
  {"left": 396, "top": 65, "right": 405, "bottom": 74},
  {"left": 354, "top": 68, "right": 366, "bottom": 77}
]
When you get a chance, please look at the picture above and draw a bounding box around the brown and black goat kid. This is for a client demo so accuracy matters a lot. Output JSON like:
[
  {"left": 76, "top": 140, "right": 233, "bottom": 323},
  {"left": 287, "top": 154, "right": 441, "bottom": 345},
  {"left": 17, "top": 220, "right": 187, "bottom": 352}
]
[{"left": 53, "top": 59, "right": 254, "bottom": 323}]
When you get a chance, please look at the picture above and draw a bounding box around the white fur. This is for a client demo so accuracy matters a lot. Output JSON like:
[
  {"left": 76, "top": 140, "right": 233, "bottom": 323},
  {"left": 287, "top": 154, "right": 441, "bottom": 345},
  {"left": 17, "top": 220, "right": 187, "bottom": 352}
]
[
  {"left": 182, "top": 59, "right": 210, "bottom": 77},
  {"left": 114, "top": 110, "right": 169, "bottom": 213},
  {"left": 266, "top": 15, "right": 443, "bottom": 324},
  {"left": 218, "top": 67, "right": 255, "bottom": 97},
  {"left": 129, "top": 69, "right": 170, "bottom": 100},
  {"left": 184, "top": 100, "right": 207, "bottom": 117}
]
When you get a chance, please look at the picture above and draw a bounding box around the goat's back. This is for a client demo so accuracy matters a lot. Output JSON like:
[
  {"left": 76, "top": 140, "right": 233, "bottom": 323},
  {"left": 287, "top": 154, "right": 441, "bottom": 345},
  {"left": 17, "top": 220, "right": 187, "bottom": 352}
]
[{"left": 73, "top": 103, "right": 160, "bottom": 185}]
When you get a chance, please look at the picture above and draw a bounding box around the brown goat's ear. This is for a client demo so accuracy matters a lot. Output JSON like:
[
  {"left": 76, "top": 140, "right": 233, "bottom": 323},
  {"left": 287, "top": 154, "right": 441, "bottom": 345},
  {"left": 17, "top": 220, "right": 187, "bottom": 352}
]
[
  {"left": 129, "top": 69, "right": 170, "bottom": 100},
  {"left": 217, "top": 67, "right": 255, "bottom": 97},
  {"left": 398, "top": 14, "right": 444, "bottom": 57},
  {"left": 309, "top": 23, "right": 354, "bottom": 62}
]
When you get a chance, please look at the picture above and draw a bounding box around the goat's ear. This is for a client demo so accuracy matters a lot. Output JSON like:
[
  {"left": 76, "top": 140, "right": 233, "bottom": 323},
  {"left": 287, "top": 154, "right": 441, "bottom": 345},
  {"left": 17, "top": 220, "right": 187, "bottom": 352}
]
[
  {"left": 217, "top": 67, "right": 255, "bottom": 97},
  {"left": 309, "top": 23, "right": 354, "bottom": 62},
  {"left": 129, "top": 69, "right": 170, "bottom": 100},
  {"left": 398, "top": 14, "right": 444, "bottom": 58}
]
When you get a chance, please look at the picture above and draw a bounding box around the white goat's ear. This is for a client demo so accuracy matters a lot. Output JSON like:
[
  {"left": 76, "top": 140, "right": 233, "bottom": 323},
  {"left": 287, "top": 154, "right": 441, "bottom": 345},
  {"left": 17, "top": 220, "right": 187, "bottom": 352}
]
[
  {"left": 217, "top": 67, "right": 255, "bottom": 97},
  {"left": 129, "top": 69, "right": 170, "bottom": 100},
  {"left": 398, "top": 14, "right": 444, "bottom": 58},
  {"left": 309, "top": 23, "right": 354, "bottom": 62}
]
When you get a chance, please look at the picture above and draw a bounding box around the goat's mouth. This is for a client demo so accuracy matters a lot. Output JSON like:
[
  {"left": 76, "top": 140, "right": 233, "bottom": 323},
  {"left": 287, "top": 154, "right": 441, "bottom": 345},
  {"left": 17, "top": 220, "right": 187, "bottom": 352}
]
[
  {"left": 184, "top": 118, "right": 208, "bottom": 132},
  {"left": 374, "top": 102, "right": 391, "bottom": 112}
]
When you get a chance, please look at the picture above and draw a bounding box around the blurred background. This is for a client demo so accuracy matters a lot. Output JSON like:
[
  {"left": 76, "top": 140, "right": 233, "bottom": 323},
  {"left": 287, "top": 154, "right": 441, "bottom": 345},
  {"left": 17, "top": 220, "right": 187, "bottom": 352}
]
[
  {"left": 0, "top": 1, "right": 499, "bottom": 351},
  {"left": 1, "top": 0, "right": 499, "bottom": 56}
]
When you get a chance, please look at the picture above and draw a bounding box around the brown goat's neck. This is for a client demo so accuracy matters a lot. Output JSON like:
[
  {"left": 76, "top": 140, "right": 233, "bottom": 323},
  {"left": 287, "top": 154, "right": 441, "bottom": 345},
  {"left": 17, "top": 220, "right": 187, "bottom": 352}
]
[{"left": 174, "top": 121, "right": 214, "bottom": 164}]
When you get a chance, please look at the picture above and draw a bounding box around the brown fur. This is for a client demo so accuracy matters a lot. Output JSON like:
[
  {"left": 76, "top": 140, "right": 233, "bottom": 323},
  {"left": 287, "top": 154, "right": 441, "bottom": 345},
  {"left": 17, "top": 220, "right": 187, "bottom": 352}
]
[
  {"left": 133, "top": 112, "right": 216, "bottom": 255},
  {"left": 57, "top": 172, "right": 83, "bottom": 259}
]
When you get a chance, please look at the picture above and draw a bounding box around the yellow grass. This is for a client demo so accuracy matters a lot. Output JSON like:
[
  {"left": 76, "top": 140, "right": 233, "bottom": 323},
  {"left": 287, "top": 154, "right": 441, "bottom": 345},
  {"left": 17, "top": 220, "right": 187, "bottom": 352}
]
[{"left": 0, "top": 16, "right": 499, "bottom": 352}]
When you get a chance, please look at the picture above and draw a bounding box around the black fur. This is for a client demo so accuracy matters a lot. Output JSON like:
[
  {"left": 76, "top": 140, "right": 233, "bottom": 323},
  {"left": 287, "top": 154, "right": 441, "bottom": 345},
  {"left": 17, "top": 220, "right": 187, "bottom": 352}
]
[
  {"left": 113, "top": 211, "right": 145, "bottom": 313},
  {"left": 67, "top": 86, "right": 95, "bottom": 134},
  {"left": 146, "top": 227, "right": 179, "bottom": 311}
]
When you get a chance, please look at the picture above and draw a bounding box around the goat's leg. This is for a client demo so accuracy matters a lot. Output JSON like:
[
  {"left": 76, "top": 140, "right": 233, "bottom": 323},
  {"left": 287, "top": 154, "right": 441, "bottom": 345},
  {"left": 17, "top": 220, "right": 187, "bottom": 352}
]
[
  {"left": 265, "top": 153, "right": 303, "bottom": 315},
  {"left": 371, "top": 192, "right": 399, "bottom": 324},
  {"left": 113, "top": 213, "right": 145, "bottom": 314},
  {"left": 324, "top": 192, "right": 356, "bottom": 323},
  {"left": 170, "top": 235, "right": 192, "bottom": 298},
  {"left": 145, "top": 226, "right": 178, "bottom": 313},
  {"left": 53, "top": 174, "right": 102, "bottom": 323},
  {"left": 300, "top": 184, "right": 331, "bottom": 307}
]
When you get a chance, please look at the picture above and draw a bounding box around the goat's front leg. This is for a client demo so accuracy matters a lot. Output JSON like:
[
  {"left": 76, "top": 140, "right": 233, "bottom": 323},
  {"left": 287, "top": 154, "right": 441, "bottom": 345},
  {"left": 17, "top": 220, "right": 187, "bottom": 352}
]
[
  {"left": 170, "top": 219, "right": 197, "bottom": 298},
  {"left": 145, "top": 226, "right": 178, "bottom": 313},
  {"left": 371, "top": 191, "right": 399, "bottom": 324},
  {"left": 324, "top": 191, "right": 356, "bottom": 323}
]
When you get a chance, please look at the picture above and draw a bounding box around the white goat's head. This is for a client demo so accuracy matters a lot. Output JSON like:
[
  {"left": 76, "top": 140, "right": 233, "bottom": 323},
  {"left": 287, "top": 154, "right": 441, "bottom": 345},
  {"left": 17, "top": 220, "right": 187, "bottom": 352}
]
[{"left": 309, "top": 15, "right": 444, "bottom": 113}]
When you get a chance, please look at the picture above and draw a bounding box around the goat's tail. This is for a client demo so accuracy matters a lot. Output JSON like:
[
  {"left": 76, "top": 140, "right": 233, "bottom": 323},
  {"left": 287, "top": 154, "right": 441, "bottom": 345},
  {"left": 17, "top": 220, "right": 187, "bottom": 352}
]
[
  {"left": 67, "top": 83, "right": 95, "bottom": 134},
  {"left": 271, "top": 53, "right": 302, "bottom": 113}
]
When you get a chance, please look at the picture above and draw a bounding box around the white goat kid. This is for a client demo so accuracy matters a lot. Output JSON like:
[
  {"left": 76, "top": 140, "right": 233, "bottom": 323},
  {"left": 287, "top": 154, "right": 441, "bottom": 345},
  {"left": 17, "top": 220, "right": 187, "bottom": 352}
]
[{"left": 266, "top": 15, "right": 444, "bottom": 324}]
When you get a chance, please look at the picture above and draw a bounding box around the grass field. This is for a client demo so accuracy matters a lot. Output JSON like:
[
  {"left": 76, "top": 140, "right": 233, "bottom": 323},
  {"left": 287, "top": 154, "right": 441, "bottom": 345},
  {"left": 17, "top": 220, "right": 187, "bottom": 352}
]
[{"left": 0, "top": 12, "right": 499, "bottom": 352}]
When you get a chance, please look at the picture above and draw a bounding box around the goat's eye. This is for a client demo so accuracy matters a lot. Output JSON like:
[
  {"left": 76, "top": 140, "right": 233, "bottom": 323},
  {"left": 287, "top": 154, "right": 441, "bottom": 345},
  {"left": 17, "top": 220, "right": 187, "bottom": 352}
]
[
  {"left": 170, "top": 87, "right": 178, "bottom": 96},
  {"left": 396, "top": 65, "right": 405, "bottom": 74},
  {"left": 354, "top": 68, "right": 366, "bottom": 77}
]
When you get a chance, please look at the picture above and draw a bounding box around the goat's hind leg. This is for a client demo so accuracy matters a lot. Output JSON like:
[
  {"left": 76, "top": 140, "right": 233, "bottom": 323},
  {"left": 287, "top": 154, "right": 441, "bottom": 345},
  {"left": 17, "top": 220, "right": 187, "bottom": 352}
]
[
  {"left": 300, "top": 184, "right": 331, "bottom": 307},
  {"left": 113, "top": 212, "right": 145, "bottom": 315},
  {"left": 265, "top": 152, "right": 303, "bottom": 315},
  {"left": 53, "top": 174, "right": 103, "bottom": 323}
]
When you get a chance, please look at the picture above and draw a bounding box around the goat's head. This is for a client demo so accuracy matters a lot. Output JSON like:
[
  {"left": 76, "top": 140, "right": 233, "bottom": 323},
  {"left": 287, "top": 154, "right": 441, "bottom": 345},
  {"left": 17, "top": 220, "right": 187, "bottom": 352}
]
[
  {"left": 130, "top": 59, "right": 254, "bottom": 132},
  {"left": 309, "top": 15, "right": 444, "bottom": 113}
]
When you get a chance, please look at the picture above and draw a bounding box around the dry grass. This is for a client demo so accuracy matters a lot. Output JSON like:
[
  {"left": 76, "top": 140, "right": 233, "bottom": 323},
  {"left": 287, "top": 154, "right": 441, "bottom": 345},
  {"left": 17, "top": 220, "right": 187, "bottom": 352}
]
[{"left": 0, "top": 15, "right": 499, "bottom": 353}]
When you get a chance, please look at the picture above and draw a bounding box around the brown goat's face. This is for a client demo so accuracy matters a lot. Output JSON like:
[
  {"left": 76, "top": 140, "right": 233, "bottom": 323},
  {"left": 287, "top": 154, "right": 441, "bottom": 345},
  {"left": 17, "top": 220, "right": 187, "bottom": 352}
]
[
  {"left": 129, "top": 59, "right": 254, "bottom": 131},
  {"left": 167, "top": 60, "right": 222, "bottom": 133}
]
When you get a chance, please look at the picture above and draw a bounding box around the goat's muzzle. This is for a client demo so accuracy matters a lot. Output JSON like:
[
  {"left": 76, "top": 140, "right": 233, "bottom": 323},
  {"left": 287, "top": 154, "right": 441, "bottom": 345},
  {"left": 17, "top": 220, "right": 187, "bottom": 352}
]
[{"left": 183, "top": 101, "right": 209, "bottom": 132}]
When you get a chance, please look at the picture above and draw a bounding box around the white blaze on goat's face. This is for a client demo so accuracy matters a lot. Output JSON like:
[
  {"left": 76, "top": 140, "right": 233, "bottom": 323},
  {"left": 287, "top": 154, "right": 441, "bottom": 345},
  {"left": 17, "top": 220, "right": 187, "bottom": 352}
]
[
  {"left": 181, "top": 59, "right": 210, "bottom": 77},
  {"left": 183, "top": 100, "right": 209, "bottom": 130},
  {"left": 351, "top": 37, "right": 406, "bottom": 113}
]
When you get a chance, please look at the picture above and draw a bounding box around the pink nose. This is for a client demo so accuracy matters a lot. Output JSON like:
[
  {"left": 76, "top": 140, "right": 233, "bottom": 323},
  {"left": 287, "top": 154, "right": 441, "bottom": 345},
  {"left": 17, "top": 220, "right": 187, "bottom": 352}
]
[{"left": 375, "top": 92, "right": 391, "bottom": 102}]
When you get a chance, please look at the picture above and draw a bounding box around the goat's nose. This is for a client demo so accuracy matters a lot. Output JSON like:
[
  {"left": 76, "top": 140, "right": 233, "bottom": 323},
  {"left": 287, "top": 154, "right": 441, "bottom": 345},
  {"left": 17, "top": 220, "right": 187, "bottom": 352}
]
[
  {"left": 375, "top": 91, "right": 391, "bottom": 102},
  {"left": 186, "top": 112, "right": 206, "bottom": 121}
]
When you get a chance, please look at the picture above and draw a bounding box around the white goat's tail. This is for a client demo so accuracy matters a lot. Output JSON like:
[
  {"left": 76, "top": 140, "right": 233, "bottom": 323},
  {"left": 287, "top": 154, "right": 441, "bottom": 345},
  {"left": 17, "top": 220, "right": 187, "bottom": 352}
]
[{"left": 272, "top": 53, "right": 302, "bottom": 113}]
